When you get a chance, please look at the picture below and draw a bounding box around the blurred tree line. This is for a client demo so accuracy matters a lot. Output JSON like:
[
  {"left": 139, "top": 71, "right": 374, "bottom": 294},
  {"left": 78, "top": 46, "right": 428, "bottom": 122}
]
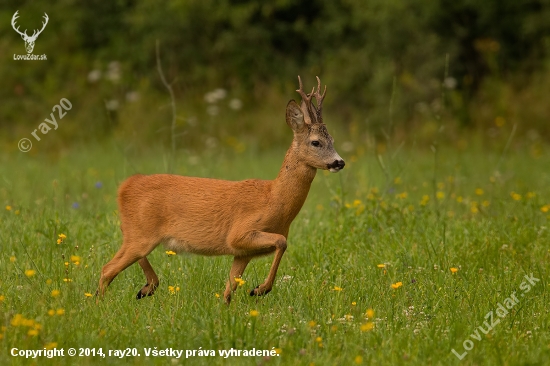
[{"left": 1, "top": 0, "right": 550, "bottom": 152}]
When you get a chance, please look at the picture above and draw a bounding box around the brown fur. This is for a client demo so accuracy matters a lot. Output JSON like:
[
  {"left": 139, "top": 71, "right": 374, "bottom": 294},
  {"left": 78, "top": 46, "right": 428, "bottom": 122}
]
[{"left": 97, "top": 77, "right": 344, "bottom": 303}]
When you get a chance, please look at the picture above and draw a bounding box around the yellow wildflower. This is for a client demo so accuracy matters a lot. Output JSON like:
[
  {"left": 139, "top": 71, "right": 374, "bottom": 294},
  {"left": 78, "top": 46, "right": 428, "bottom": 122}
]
[
  {"left": 315, "top": 336, "right": 322, "bottom": 343},
  {"left": 360, "top": 322, "right": 374, "bottom": 332},
  {"left": 44, "top": 342, "right": 58, "bottom": 350},
  {"left": 28, "top": 329, "right": 39, "bottom": 336},
  {"left": 355, "top": 355, "right": 364, "bottom": 364},
  {"left": 450, "top": 267, "right": 458, "bottom": 274},
  {"left": 234, "top": 277, "right": 246, "bottom": 287},
  {"left": 63, "top": 278, "right": 72, "bottom": 282},
  {"left": 21, "top": 318, "right": 35, "bottom": 327},
  {"left": 475, "top": 188, "right": 484, "bottom": 196},
  {"left": 70, "top": 255, "right": 81, "bottom": 263},
  {"left": 396, "top": 192, "right": 408, "bottom": 199},
  {"left": 333, "top": 286, "right": 343, "bottom": 291},
  {"left": 511, "top": 192, "right": 521, "bottom": 201},
  {"left": 0, "top": 295, "right": 4, "bottom": 302},
  {"left": 394, "top": 177, "right": 402, "bottom": 185},
  {"left": 377, "top": 264, "right": 385, "bottom": 268},
  {"left": 308, "top": 320, "right": 317, "bottom": 328},
  {"left": 391, "top": 282, "right": 403, "bottom": 289},
  {"left": 215, "top": 293, "right": 220, "bottom": 298},
  {"left": 25, "top": 269, "right": 36, "bottom": 277},
  {"left": 11, "top": 314, "right": 23, "bottom": 326},
  {"left": 165, "top": 251, "right": 176, "bottom": 256},
  {"left": 420, "top": 195, "right": 430, "bottom": 206},
  {"left": 56, "top": 308, "right": 65, "bottom": 315},
  {"left": 352, "top": 301, "right": 357, "bottom": 306},
  {"left": 541, "top": 205, "right": 550, "bottom": 213},
  {"left": 47, "top": 310, "right": 55, "bottom": 316},
  {"left": 249, "top": 310, "right": 259, "bottom": 317},
  {"left": 10, "top": 256, "right": 16, "bottom": 263},
  {"left": 57, "top": 234, "right": 66, "bottom": 245},
  {"left": 51, "top": 290, "right": 60, "bottom": 298},
  {"left": 436, "top": 191, "right": 445, "bottom": 200},
  {"left": 456, "top": 196, "right": 463, "bottom": 203},
  {"left": 366, "top": 308, "right": 375, "bottom": 318},
  {"left": 168, "top": 286, "right": 175, "bottom": 295},
  {"left": 84, "top": 293, "right": 93, "bottom": 297}
]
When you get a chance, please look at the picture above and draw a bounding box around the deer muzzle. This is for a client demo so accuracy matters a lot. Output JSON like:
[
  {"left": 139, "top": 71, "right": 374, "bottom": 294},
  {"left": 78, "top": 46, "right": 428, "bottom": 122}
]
[{"left": 327, "top": 159, "right": 345, "bottom": 172}]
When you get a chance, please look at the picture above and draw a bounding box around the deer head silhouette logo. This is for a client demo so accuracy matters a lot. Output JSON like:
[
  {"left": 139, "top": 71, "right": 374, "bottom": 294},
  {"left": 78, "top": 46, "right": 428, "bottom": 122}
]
[{"left": 11, "top": 10, "right": 49, "bottom": 54}]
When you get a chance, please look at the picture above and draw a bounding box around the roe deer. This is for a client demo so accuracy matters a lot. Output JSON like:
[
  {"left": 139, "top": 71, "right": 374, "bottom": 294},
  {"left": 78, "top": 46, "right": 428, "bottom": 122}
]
[{"left": 97, "top": 76, "right": 345, "bottom": 304}]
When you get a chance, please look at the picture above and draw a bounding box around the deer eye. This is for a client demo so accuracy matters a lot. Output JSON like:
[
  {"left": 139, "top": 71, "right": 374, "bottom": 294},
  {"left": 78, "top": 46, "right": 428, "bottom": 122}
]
[{"left": 311, "top": 140, "right": 320, "bottom": 147}]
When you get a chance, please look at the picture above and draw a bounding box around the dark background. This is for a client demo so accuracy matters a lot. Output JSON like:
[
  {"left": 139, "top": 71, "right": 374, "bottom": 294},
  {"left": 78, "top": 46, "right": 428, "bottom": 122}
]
[{"left": 2, "top": 0, "right": 550, "bottom": 154}]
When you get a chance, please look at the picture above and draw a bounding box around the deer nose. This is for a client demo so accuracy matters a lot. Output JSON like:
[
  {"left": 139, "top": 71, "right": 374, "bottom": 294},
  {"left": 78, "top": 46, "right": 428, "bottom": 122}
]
[{"left": 327, "top": 159, "right": 345, "bottom": 171}]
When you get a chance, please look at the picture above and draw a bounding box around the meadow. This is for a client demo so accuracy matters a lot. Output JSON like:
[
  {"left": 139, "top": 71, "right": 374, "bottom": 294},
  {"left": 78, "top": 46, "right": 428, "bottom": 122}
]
[{"left": 0, "top": 141, "right": 549, "bottom": 365}]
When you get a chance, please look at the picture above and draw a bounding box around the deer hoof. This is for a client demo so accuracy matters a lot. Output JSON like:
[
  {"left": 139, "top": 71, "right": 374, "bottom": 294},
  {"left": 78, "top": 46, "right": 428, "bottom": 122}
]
[
  {"left": 136, "top": 284, "right": 155, "bottom": 299},
  {"left": 250, "top": 285, "right": 271, "bottom": 296}
]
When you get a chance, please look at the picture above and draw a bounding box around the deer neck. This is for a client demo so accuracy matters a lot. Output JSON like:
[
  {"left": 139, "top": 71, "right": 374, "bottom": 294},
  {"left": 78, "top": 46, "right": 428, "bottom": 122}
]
[{"left": 271, "top": 143, "right": 317, "bottom": 224}]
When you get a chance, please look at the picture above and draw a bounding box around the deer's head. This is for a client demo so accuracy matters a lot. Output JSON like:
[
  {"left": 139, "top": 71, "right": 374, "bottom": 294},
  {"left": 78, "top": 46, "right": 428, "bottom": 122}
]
[
  {"left": 11, "top": 11, "right": 49, "bottom": 54},
  {"left": 286, "top": 76, "right": 345, "bottom": 173}
]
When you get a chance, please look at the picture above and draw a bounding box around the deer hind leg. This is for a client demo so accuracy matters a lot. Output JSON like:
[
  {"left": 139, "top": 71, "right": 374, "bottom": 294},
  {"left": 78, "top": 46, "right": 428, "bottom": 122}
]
[
  {"left": 230, "top": 231, "right": 287, "bottom": 298},
  {"left": 97, "top": 238, "right": 157, "bottom": 299},
  {"left": 223, "top": 256, "right": 252, "bottom": 304},
  {"left": 136, "top": 257, "right": 160, "bottom": 299}
]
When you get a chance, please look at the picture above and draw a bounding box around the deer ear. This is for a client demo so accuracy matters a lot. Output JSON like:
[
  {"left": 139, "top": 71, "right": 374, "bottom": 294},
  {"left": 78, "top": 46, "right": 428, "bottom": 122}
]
[{"left": 286, "top": 100, "right": 306, "bottom": 133}]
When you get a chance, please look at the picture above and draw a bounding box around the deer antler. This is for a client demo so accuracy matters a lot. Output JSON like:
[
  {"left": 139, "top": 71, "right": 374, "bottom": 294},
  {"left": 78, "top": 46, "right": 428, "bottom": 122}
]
[
  {"left": 311, "top": 76, "right": 327, "bottom": 123},
  {"left": 296, "top": 75, "right": 314, "bottom": 125},
  {"left": 11, "top": 10, "right": 28, "bottom": 38},
  {"left": 296, "top": 76, "right": 327, "bottom": 124}
]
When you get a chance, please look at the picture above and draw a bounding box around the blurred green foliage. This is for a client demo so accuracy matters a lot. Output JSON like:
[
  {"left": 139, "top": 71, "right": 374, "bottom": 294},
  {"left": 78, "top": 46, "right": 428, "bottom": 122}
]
[{"left": 1, "top": 0, "right": 550, "bottom": 152}]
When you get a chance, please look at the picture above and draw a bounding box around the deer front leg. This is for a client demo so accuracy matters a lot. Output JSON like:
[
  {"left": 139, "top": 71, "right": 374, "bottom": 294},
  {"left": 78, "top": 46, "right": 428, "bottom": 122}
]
[
  {"left": 230, "top": 231, "right": 287, "bottom": 298},
  {"left": 223, "top": 256, "right": 252, "bottom": 304}
]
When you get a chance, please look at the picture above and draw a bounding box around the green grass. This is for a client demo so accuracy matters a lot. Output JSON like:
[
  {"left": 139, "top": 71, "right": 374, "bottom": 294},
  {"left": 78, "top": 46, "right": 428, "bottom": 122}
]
[{"left": 0, "top": 143, "right": 549, "bottom": 365}]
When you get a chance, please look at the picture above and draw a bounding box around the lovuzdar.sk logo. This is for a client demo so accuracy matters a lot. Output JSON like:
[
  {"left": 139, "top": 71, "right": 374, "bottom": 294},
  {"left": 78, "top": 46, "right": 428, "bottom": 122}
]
[{"left": 11, "top": 10, "right": 48, "bottom": 61}]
